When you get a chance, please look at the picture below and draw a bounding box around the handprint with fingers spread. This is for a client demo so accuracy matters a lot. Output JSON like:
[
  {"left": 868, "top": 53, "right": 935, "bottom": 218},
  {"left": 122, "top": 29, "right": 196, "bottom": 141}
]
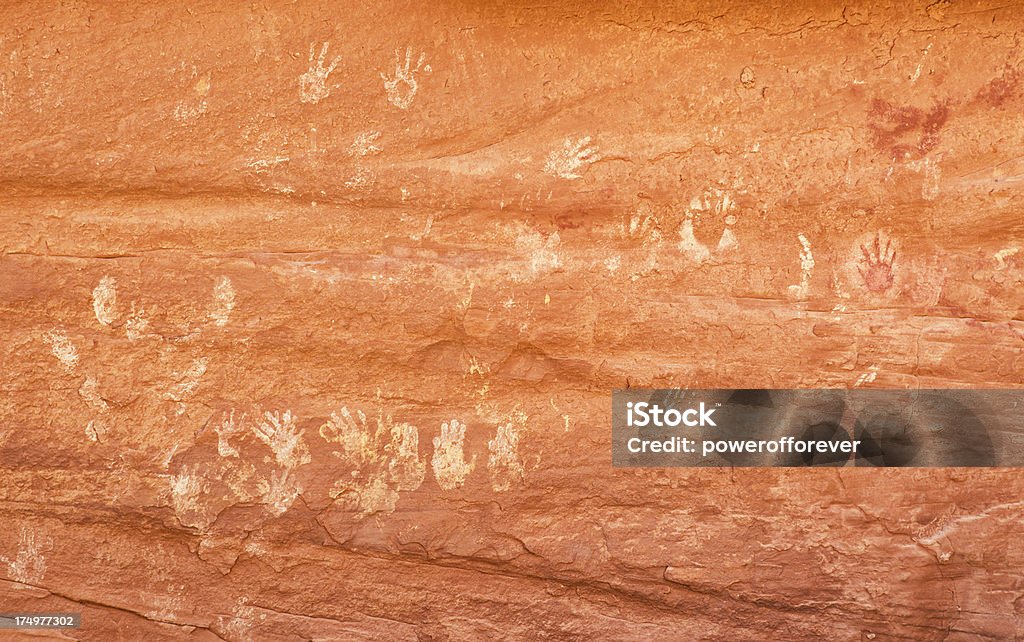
[
  {"left": 252, "top": 410, "right": 311, "bottom": 468},
  {"left": 381, "top": 47, "right": 428, "bottom": 109},
  {"left": 299, "top": 42, "right": 342, "bottom": 104},
  {"left": 858, "top": 232, "right": 897, "bottom": 293}
]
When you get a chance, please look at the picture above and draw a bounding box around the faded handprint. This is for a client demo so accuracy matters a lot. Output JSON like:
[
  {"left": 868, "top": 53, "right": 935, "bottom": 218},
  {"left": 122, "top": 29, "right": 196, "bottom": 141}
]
[
  {"left": 92, "top": 275, "right": 117, "bottom": 326},
  {"left": 164, "top": 358, "right": 209, "bottom": 405},
  {"left": 487, "top": 421, "right": 524, "bottom": 492},
  {"left": 79, "top": 376, "right": 110, "bottom": 441},
  {"left": 855, "top": 366, "right": 879, "bottom": 387},
  {"left": 42, "top": 328, "right": 79, "bottom": 373},
  {"left": 172, "top": 70, "right": 211, "bottom": 125},
  {"left": 381, "top": 47, "right": 428, "bottom": 109},
  {"left": 868, "top": 98, "right": 950, "bottom": 161},
  {"left": 299, "top": 42, "right": 341, "bottom": 104},
  {"left": 209, "top": 276, "right": 235, "bottom": 327},
  {"left": 322, "top": 406, "right": 376, "bottom": 466},
  {"left": 678, "top": 188, "right": 739, "bottom": 263},
  {"left": 858, "top": 232, "right": 897, "bottom": 293},
  {"left": 512, "top": 225, "right": 562, "bottom": 279},
  {"left": 387, "top": 422, "right": 424, "bottom": 489},
  {"left": 349, "top": 130, "right": 382, "bottom": 157},
  {"left": 256, "top": 468, "right": 301, "bottom": 516},
  {"left": 994, "top": 246, "right": 1019, "bottom": 271},
  {"left": 169, "top": 464, "right": 208, "bottom": 528},
  {"left": 616, "top": 203, "right": 663, "bottom": 279},
  {"left": 219, "top": 598, "right": 258, "bottom": 641},
  {"left": 321, "top": 406, "right": 425, "bottom": 517},
  {"left": 431, "top": 419, "right": 475, "bottom": 490},
  {"left": 544, "top": 136, "right": 598, "bottom": 180},
  {"left": 124, "top": 304, "right": 150, "bottom": 341},
  {"left": 1, "top": 527, "right": 51, "bottom": 585}
]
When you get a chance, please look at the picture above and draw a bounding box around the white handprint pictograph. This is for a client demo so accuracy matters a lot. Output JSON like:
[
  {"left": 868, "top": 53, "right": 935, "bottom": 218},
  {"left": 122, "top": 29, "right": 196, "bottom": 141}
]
[
  {"left": 169, "top": 465, "right": 208, "bottom": 527},
  {"left": 487, "top": 421, "right": 524, "bottom": 492},
  {"left": 431, "top": 419, "right": 475, "bottom": 490},
  {"left": 256, "top": 468, "right": 301, "bottom": 516},
  {"left": 320, "top": 405, "right": 426, "bottom": 517},
  {"left": 381, "top": 47, "right": 429, "bottom": 109},
  {"left": 299, "top": 42, "right": 341, "bottom": 104},
  {"left": 214, "top": 409, "right": 244, "bottom": 457},
  {"left": 544, "top": 136, "right": 598, "bottom": 179},
  {"left": 252, "top": 410, "right": 311, "bottom": 468}
]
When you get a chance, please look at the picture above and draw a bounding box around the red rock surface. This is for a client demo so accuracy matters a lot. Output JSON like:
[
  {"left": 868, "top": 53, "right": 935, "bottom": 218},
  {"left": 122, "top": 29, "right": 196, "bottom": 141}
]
[{"left": 2, "top": 1, "right": 1024, "bottom": 640}]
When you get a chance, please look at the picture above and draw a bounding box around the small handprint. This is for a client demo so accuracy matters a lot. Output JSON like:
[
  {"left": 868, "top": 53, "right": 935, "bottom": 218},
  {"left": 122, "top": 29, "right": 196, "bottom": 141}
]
[
  {"left": 858, "top": 232, "right": 897, "bottom": 293},
  {"left": 381, "top": 47, "right": 428, "bottom": 109},
  {"left": 256, "top": 468, "right": 301, "bottom": 516},
  {"left": 214, "top": 409, "right": 244, "bottom": 457},
  {"left": 544, "top": 136, "right": 598, "bottom": 180},
  {"left": 786, "top": 233, "right": 815, "bottom": 301},
  {"left": 299, "top": 42, "right": 341, "bottom": 104}
]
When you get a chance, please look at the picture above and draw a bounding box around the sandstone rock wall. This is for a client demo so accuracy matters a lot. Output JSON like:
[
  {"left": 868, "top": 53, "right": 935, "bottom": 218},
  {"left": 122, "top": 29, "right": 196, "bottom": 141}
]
[{"left": 1, "top": 1, "right": 1023, "bottom": 639}]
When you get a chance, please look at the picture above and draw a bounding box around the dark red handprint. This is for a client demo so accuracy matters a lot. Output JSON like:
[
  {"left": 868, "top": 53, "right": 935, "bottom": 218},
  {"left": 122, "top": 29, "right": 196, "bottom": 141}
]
[{"left": 858, "top": 232, "right": 897, "bottom": 293}]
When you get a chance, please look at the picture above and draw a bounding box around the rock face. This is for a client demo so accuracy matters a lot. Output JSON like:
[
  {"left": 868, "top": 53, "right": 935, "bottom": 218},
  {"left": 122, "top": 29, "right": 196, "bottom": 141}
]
[{"left": 1, "top": 2, "right": 1023, "bottom": 640}]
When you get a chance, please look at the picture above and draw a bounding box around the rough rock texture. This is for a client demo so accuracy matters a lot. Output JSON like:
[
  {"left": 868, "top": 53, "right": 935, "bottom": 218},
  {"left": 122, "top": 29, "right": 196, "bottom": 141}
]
[{"left": 2, "top": 1, "right": 1024, "bottom": 640}]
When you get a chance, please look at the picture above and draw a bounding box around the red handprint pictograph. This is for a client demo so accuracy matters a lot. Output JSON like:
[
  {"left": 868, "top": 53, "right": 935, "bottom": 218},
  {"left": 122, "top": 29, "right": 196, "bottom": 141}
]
[
  {"left": 868, "top": 99, "right": 950, "bottom": 161},
  {"left": 858, "top": 232, "right": 897, "bottom": 293}
]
